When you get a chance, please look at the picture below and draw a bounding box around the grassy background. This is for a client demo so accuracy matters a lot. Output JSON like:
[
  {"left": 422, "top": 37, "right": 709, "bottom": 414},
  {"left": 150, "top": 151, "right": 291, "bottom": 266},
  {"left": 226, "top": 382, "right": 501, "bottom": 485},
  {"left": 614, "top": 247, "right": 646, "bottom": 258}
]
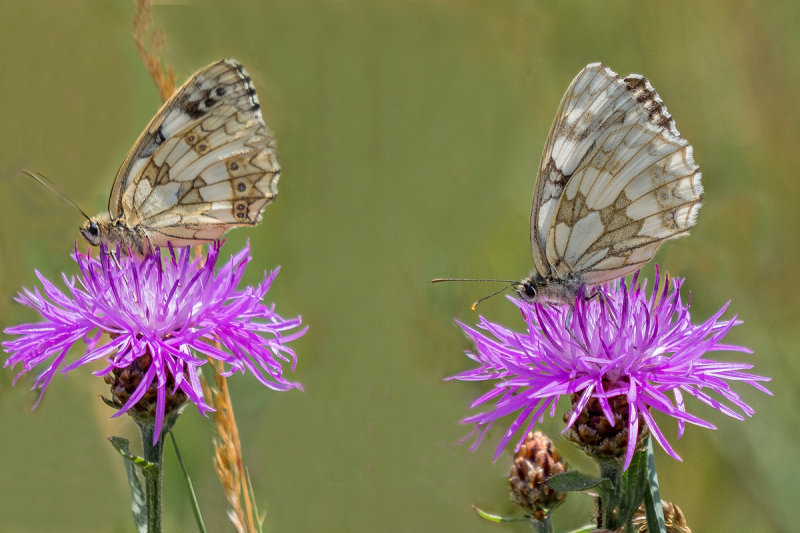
[{"left": 1, "top": 1, "right": 798, "bottom": 531}]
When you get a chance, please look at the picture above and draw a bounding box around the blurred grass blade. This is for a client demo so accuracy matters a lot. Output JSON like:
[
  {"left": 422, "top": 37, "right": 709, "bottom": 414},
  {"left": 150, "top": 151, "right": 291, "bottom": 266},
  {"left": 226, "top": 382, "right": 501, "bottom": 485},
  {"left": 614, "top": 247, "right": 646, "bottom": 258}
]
[
  {"left": 565, "top": 526, "right": 599, "bottom": 533},
  {"left": 245, "top": 468, "right": 265, "bottom": 533},
  {"left": 170, "top": 431, "right": 206, "bottom": 533}
]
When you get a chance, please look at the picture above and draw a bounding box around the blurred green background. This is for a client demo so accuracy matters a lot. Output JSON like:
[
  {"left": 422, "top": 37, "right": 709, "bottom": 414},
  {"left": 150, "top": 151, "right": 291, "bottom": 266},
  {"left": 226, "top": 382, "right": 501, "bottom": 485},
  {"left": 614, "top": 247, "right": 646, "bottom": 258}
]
[{"left": 1, "top": 1, "right": 798, "bottom": 531}]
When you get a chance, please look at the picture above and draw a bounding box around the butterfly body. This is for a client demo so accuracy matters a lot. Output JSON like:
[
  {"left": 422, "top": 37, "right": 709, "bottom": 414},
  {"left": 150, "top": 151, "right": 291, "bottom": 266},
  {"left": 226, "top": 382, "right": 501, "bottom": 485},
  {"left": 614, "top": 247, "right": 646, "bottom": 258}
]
[
  {"left": 518, "top": 271, "right": 585, "bottom": 306},
  {"left": 82, "top": 59, "right": 279, "bottom": 254},
  {"left": 516, "top": 63, "right": 703, "bottom": 305},
  {"left": 81, "top": 213, "right": 153, "bottom": 255}
]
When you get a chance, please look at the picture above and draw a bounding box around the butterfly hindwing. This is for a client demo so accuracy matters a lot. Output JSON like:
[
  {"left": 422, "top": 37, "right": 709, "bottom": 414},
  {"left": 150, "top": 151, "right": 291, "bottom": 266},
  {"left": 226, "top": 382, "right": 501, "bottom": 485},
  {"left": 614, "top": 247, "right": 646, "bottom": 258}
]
[
  {"left": 108, "top": 59, "right": 279, "bottom": 247},
  {"left": 546, "top": 122, "right": 701, "bottom": 283},
  {"left": 531, "top": 63, "right": 702, "bottom": 285}
]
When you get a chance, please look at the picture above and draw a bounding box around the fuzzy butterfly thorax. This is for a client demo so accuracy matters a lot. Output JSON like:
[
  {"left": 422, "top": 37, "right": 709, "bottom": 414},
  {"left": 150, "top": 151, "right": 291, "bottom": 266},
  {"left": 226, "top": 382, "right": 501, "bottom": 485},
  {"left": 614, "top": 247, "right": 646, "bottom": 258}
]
[
  {"left": 81, "top": 59, "right": 280, "bottom": 254},
  {"left": 81, "top": 214, "right": 153, "bottom": 256},
  {"left": 516, "top": 271, "right": 585, "bottom": 306},
  {"left": 515, "top": 62, "right": 703, "bottom": 305}
]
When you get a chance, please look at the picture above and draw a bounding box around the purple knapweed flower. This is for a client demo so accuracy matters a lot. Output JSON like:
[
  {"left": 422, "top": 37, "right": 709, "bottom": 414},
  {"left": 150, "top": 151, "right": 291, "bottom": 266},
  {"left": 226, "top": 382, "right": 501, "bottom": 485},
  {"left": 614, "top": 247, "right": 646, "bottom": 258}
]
[
  {"left": 3, "top": 241, "right": 307, "bottom": 442},
  {"left": 449, "top": 270, "right": 771, "bottom": 468}
]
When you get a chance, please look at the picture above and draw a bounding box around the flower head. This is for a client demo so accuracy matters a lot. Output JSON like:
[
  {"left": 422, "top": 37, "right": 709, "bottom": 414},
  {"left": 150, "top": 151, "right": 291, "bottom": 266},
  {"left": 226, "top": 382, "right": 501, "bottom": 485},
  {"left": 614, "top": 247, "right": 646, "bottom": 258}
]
[
  {"left": 449, "top": 270, "right": 771, "bottom": 468},
  {"left": 3, "top": 242, "right": 307, "bottom": 441},
  {"left": 508, "top": 431, "right": 567, "bottom": 521}
]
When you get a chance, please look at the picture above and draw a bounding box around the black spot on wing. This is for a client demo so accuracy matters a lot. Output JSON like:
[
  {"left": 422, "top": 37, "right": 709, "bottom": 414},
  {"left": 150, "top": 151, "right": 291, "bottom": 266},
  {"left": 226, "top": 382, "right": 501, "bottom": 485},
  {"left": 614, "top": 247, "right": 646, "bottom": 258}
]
[
  {"left": 181, "top": 97, "right": 208, "bottom": 120},
  {"left": 140, "top": 126, "right": 166, "bottom": 159},
  {"left": 179, "top": 88, "right": 221, "bottom": 120}
]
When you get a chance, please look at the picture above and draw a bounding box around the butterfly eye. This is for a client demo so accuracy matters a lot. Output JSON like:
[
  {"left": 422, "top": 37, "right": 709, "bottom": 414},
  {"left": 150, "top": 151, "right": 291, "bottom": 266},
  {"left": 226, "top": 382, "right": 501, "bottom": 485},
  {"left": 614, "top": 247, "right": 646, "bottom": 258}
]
[
  {"left": 80, "top": 221, "right": 102, "bottom": 246},
  {"left": 522, "top": 284, "right": 536, "bottom": 299}
]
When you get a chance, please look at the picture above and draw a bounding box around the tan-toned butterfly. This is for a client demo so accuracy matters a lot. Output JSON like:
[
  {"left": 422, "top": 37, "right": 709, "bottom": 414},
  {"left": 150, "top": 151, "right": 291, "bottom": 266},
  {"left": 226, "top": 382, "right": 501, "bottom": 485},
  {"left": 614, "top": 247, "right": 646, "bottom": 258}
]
[
  {"left": 72, "top": 58, "right": 279, "bottom": 255},
  {"left": 435, "top": 63, "right": 703, "bottom": 306}
]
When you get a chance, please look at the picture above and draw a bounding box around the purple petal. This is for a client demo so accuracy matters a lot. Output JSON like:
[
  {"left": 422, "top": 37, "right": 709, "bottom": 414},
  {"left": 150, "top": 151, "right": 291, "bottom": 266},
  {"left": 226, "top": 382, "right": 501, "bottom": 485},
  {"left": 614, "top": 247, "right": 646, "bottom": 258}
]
[{"left": 449, "top": 268, "right": 769, "bottom": 469}]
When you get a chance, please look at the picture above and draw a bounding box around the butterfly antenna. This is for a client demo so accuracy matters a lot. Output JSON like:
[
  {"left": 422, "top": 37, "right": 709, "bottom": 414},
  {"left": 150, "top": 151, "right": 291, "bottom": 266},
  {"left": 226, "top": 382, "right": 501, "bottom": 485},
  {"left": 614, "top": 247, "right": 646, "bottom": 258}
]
[
  {"left": 432, "top": 277, "right": 521, "bottom": 310},
  {"left": 470, "top": 282, "right": 519, "bottom": 311},
  {"left": 21, "top": 169, "right": 92, "bottom": 221},
  {"left": 432, "top": 277, "right": 518, "bottom": 284}
]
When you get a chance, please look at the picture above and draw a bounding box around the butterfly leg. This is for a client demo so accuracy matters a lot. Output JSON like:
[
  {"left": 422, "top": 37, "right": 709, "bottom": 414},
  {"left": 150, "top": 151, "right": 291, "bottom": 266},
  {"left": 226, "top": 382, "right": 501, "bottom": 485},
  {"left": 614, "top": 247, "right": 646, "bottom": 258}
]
[
  {"left": 100, "top": 247, "right": 139, "bottom": 301},
  {"left": 103, "top": 247, "right": 124, "bottom": 270},
  {"left": 584, "top": 288, "right": 620, "bottom": 329},
  {"left": 562, "top": 307, "right": 591, "bottom": 355}
]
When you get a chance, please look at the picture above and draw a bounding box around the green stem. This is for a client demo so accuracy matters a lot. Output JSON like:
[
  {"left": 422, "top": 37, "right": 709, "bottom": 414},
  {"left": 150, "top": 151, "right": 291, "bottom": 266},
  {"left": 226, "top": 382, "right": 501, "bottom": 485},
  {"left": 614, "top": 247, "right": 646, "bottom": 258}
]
[
  {"left": 529, "top": 514, "right": 553, "bottom": 533},
  {"left": 597, "top": 458, "right": 623, "bottom": 529},
  {"left": 136, "top": 420, "right": 164, "bottom": 533}
]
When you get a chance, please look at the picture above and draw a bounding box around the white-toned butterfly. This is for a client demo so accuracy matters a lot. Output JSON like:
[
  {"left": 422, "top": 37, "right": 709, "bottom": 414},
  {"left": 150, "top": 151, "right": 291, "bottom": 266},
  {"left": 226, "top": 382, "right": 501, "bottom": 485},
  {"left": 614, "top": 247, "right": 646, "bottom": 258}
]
[
  {"left": 436, "top": 63, "right": 703, "bottom": 306},
  {"left": 79, "top": 59, "right": 279, "bottom": 255}
]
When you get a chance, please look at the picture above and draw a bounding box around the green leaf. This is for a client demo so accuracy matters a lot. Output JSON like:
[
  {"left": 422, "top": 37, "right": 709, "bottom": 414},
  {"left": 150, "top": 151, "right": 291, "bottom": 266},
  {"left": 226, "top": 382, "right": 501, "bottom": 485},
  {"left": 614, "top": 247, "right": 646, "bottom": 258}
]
[
  {"left": 109, "top": 436, "right": 159, "bottom": 475},
  {"left": 615, "top": 448, "right": 648, "bottom": 526},
  {"left": 108, "top": 436, "right": 149, "bottom": 533},
  {"left": 643, "top": 437, "right": 666, "bottom": 533},
  {"left": 472, "top": 505, "right": 527, "bottom": 523},
  {"left": 546, "top": 471, "right": 609, "bottom": 492}
]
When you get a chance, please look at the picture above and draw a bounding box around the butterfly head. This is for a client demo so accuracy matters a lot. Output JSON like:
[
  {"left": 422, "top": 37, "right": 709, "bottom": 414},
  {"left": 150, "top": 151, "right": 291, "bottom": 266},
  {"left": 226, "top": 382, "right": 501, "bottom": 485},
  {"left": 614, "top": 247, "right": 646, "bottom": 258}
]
[
  {"left": 80, "top": 219, "right": 103, "bottom": 246},
  {"left": 80, "top": 213, "right": 113, "bottom": 247},
  {"left": 79, "top": 213, "right": 152, "bottom": 255},
  {"left": 516, "top": 280, "right": 538, "bottom": 303},
  {"left": 515, "top": 274, "right": 544, "bottom": 304}
]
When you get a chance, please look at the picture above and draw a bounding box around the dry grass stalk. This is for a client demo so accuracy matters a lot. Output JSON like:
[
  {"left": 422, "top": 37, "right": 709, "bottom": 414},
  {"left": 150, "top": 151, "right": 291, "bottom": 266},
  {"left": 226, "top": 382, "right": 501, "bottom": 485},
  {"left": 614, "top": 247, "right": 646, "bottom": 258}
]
[
  {"left": 132, "top": 0, "right": 176, "bottom": 102},
  {"left": 203, "top": 357, "right": 263, "bottom": 533},
  {"left": 131, "top": 5, "right": 259, "bottom": 530}
]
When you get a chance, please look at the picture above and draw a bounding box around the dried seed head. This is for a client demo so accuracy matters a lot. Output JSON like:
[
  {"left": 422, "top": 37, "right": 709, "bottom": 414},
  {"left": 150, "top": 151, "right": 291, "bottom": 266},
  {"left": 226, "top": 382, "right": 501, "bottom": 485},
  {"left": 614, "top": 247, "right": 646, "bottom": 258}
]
[
  {"left": 508, "top": 431, "right": 567, "bottom": 520},
  {"left": 632, "top": 500, "right": 691, "bottom": 533},
  {"left": 103, "top": 350, "right": 188, "bottom": 424}
]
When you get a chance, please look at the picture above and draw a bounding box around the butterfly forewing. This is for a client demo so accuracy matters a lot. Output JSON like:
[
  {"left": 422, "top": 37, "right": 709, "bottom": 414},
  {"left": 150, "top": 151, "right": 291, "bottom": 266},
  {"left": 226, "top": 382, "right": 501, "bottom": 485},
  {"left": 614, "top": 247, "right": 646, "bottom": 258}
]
[
  {"left": 522, "top": 62, "right": 702, "bottom": 303},
  {"left": 107, "top": 59, "right": 279, "bottom": 248},
  {"left": 531, "top": 64, "right": 630, "bottom": 277}
]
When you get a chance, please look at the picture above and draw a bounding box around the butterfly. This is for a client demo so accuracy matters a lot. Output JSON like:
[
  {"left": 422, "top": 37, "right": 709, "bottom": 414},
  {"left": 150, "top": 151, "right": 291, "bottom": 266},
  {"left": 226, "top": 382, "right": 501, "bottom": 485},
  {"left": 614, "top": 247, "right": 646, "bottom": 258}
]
[
  {"left": 79, "top": 59, "right": 279, "bottom": 255},
  {"left": 514, "top": 63, "right": 703, "bottom": 305}
]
